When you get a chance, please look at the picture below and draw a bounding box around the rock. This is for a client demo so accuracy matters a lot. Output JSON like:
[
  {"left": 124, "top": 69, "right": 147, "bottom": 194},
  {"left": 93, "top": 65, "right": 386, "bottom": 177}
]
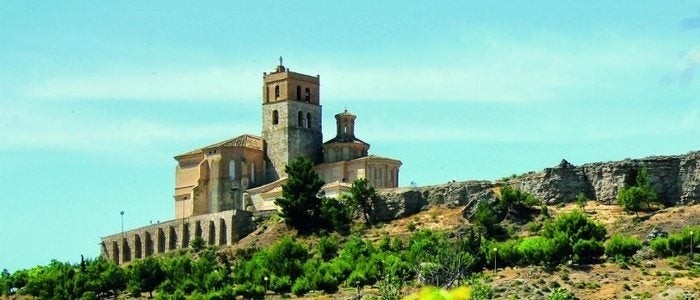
[
  {"left": 646, "top": 227, "right": 668, "bottom": 242},
  {"left": 375, "top": 151, "right": 700, "bottom": 221},
  {"left": 644, "top": 260, "right": 656, "bottom": 268}
]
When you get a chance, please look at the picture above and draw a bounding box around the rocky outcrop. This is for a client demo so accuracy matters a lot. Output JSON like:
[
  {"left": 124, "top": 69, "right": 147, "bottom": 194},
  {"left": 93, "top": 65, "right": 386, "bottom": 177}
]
[
  {"left": 375, "top": 151, "right": 700, "bottom": 219},
  {"left": 511, "top": 152, "right": 700, "bottom": 205},
  {"left": 375, "top": 181, "right": 494, "bottom": 221}
]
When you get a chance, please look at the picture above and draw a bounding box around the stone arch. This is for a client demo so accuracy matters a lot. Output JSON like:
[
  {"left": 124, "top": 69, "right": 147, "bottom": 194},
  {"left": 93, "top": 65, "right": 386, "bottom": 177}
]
[
  {"left": 195, "top": 221, "right": 203, "bottom": 238},
  {"left": 199, "top": 161, "right": 210, "bottom": 181},
  {"left": 219, "top": 218, "right": 227, "bottom": 245},
  {"left": 305, "top": 87, "right": 310, "bottom": 102},
  {"left": 296, "top": 85, "right": 301, "bottom": 100},
  {"left": 157, "top": 228, "right": 165, "bottom": 253},
  {"left": 272, "top": 110, "right": 279, "bottom": 125},
  {"left": 134, "top": 234, "right": 142, "bottom": 259},
  {"left": 306, "top": 113, "right": 312, "bottom": 128},
  {"left": 274, "top": 85, "right": 280, "bottom": 99},
  {"left": 145, "top": 231, "right": 154, "bottom": 257},
  {"left": 182, "top": 223, "right": 190, "bottom": 248},
  {"left": 298, "top": 111, "right": 304, "bottom": 127},
  {"left": 121, "top": 238, "right": 131, "bottom": 263},
  {"left": 208, "top": 220, "right": 216, "bottom": 245},
  {"left": 168, "top": 226, "right": 177, "bottom": 250},
  {"left": 111, "top": 241, "right": 120, "bottom": 264}
]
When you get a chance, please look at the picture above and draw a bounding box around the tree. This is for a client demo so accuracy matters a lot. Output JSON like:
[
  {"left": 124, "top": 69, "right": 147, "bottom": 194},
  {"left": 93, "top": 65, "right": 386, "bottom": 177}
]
[
  {"left": 349, "top": 178, "right": 378, "bottom": 224},
  {"left": 128, "top": 257, "right": 165, "bottom": 298},
  {"left": 473, "top": 201, "right": 499, "bottom": 236},
  {"left": 275, "top": 156, "right": 325, "bottom": 233},
  {"left": 617, "top": 166, "right": 657, "bottom": 217}
]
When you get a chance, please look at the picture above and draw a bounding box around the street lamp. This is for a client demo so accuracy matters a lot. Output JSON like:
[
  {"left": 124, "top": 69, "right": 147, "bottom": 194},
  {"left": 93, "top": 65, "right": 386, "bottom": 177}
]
[
  {"left": 691, "top": 231, "right": 694, "bottom": 259},
  {"left": 493, "top": 248, "right": 498, "bottom": 274},
  {"left": 120, "top": 211, "right": 125, "bottom": 238}
]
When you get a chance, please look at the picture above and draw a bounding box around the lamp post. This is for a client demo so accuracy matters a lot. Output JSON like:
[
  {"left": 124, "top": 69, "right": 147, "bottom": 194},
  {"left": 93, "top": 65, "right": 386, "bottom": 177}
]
[
  {"left": 493, "top": 248, "right": 498, "bottom": 274},
  {"left": 691, "top": 231, "right": 694, "bottom": 259},
  {"left": 120, "top": 211, "right": 125, "bottom": 239}
]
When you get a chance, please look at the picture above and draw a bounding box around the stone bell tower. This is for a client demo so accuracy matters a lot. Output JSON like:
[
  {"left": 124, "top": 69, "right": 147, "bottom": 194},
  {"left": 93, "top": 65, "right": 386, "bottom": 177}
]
[{"left": 261, "top": 58, "right": 323, "bottom": 181}]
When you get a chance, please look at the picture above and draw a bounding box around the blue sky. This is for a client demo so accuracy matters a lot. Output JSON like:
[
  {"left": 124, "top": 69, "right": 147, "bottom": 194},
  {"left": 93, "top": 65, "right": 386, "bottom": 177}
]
[{"left": 1, "top": 1, "right": 699, "bottom": 272}]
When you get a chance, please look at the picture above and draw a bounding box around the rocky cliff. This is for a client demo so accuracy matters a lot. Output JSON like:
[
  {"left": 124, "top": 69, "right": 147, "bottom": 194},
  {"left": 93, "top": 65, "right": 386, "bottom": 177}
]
[{"left": 375, "top": 151, "right": 700, "bottom": 220}]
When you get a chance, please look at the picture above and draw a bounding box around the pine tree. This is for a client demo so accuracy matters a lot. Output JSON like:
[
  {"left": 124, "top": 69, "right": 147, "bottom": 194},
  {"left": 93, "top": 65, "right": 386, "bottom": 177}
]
[{"left": 275, "top": 156, "right": 325, "bottom": 232}]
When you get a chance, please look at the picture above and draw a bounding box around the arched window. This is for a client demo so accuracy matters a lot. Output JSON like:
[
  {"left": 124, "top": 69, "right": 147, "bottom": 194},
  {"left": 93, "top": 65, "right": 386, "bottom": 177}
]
[
  {"left": 250, "top": 163, "right": 256, "bottom": 185},
  {"left": 274, "top": 85, "right": 280, "bottom": 99},
  {"left": 296, "top": 85, "right": 301, "bottom": 100},
  {"left": 228, "top": 160, "right": 236, "bottom": 181},
  {"left": 298, "top": 111, "right": 303, "bottom": 127},
  {"left": 304, "top": 88, "right": 310, "bottom": 102},
  {"left": 306, "top": 113, "right": 312, "bottom": 128},
  {"left": 272, "top": 110, "right": 279, "bottom": 125}
]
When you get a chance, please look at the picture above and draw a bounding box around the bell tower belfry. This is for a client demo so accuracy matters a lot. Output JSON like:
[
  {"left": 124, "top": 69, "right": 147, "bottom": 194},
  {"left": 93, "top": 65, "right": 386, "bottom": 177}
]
[{"left": 261, "top": 59, "right": 323, "bottom": 181}]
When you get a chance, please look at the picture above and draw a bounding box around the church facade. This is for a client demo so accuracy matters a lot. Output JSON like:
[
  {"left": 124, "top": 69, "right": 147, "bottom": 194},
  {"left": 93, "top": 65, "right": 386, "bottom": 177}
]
[
  {"left": 101, "top": 62, "right": 402, "bottom": 264},
  {"left": 172, "top": 62, "right": 402, "bottom": 219}
]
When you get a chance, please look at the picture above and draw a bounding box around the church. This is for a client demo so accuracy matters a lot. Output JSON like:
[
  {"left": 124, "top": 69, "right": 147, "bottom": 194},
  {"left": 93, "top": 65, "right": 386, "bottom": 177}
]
[{"left": 172, "top": 61, "right": 402, "bottom": 219}]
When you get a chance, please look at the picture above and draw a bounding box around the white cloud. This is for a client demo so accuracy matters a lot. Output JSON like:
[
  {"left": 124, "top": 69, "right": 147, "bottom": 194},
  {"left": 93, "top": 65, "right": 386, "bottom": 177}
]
[
  {"left": 0, "top": 103, "right": 257, "bottom": 159},
  {"left": 15, "top": 66, "right": 261, "bottom": 102},
  {"left": 10, "top": 34, "right": 678, "bottom": 105},
  {"left": 320, "top": 35, "right": 674, "bottom": 103}
]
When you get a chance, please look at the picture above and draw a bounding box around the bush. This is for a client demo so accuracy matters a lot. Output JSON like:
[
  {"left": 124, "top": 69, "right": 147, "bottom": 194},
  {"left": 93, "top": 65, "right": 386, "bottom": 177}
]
[
  {"left": 319, "top": 197, "right": 351, "bottom": 233},
  {"left": 473, "top": 201, "right": 499, "bottom": 236},
  {"left": 291, "top": 276, "right": 312, "bottom": 296},
  {"left": 572, "top": 239, "right": 604, "bottom": 264},
  {"left": 605, "top": 234, "right": 642, "bottom": 259},
  {"left": 269, "top": 275, "right": 292, "bottom": 294},
  {"left": 407, "top": 222, "right": 417, "bottom": 232},
  {"left": 233, "top": 282, "right": 264, "bottom": 299},
  {"left": 616, "top": 166, "right": 657, "bottom": 216},
  {"left": 548, "top": 287, "right": 575, "bottom": 300},
  {"left": 190, "top": 236, "right": 206, "bottom": 252},
  {"left": 650, "top": 237, "right": 670, "bottom": 256},
  {"left": 317, "top": 235, "right": 339, "bottom": 261},
  {"left": 650, "top": 226, "right": 700, "bottom": 257}
]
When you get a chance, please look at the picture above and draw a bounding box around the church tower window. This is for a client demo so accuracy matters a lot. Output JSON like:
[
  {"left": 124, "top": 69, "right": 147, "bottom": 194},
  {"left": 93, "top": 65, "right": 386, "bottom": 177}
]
[
  {"left": 274, "top": 85, "right": 280, "bottom": 99},
  {"left": 306, "top": 113, "right": 312, "bottom": 128},
  {"left": 228, "top": 160, "right": 236, "bottom": 181},
  {"left": 304, "top": 88, "right": 310, "bottom": 102},
  {"left": 272, "top": 110, "right": 279, "bottom": 125},
  {"left": 296, "top": 85, "right": 301, "bottom": 101}
]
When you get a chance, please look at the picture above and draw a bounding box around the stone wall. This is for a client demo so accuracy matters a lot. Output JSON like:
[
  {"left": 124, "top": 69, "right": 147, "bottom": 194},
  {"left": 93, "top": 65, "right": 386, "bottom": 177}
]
[
  {"left": 375, "top": 151, "right": 700, "bottom": 220},
  {"left": 100, "top": 210, "right": 254, "bottom": 265}
]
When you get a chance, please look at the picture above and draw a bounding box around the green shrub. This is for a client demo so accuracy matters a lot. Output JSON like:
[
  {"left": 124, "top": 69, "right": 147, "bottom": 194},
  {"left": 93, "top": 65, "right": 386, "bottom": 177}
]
[
  {"left": 269, "top": 275, "right": 292, "bottom": 294},
  {"left": 605, "top": 234, "right": 642, "bottom": 259},
  {"left": 234, "top": 282, "right": 265, "bottom": 299},
  {"left": 291, "top": 276, "right": 312, "bottom": 296},
  {"left": 572, "top": 239, "right": 604, "bottom": 264},
  {"left": 407, "top": 222, "right": 417, "bottom": 232},
  {"left": 474, "top": 200, "right": 499, "bottom": 236},
  {"left": 317, "top": 235, "right": 339, "bottom": 261},
  {"left": 190, "top": 236, "right": 206, "bottom": 252},
  {"left": 548, "top": 287, "right": 575, "bottom": 300},
  {"left": 650, "top": 237, "right": 670, "bottom": 256}
]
